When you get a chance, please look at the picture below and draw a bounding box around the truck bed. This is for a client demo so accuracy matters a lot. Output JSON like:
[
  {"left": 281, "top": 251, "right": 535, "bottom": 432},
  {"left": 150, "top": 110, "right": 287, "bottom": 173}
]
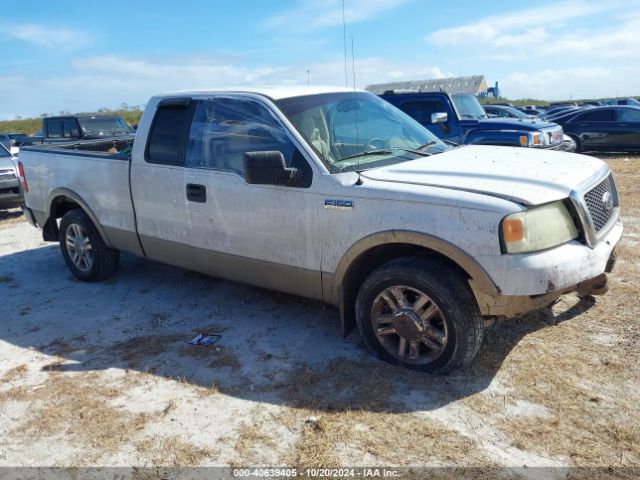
[{"left": 19, "top": 136, "right": 139, "bottom": 253}]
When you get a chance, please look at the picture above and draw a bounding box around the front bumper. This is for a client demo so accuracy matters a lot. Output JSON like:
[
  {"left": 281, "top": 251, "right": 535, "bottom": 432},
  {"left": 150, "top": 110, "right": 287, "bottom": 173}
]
[
  {"left": 471, "top": 219, "right": 622, "bottom": 316},
  {"left": 478, "top": 219, "right": 622, "bottom": 296},
  {"left": 0, "top": 176, "right": 23, "bottom": 209}
]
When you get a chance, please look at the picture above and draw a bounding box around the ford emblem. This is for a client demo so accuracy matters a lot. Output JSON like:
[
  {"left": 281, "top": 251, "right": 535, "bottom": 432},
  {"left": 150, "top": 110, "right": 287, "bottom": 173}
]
[{"left": 602, "top": 191, "right": 613, "bottom": 212}]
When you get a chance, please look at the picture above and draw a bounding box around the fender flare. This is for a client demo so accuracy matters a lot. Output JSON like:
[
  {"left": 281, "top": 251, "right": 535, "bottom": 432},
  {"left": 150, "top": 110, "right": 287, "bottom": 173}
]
[
  {"left": 47, "top": 188, "right": 112, "bottom": 247},
  {"left": 328, "top": 230, "right": 500, "bottom": 336}
]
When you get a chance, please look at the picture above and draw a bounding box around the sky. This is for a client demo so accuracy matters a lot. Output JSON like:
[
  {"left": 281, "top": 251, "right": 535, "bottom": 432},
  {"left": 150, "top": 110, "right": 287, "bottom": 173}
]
[{"left": 0, "top": 0, "right": 639, "bottom": 119}]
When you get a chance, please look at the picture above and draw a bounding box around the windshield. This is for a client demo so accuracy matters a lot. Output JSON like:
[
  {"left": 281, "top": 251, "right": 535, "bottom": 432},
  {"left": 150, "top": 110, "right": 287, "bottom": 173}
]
[
  {"left": 277, "top": 92, "right": 448, "bottom": 172},
  {"left": 77, "top": 117, "right": 132, "bottom": 135},
  {"left": 502, "top": 107, "right": 528, "bottom": 118},
  {"left": 452, "top": 93, "right": 487, "bottom": 119}
]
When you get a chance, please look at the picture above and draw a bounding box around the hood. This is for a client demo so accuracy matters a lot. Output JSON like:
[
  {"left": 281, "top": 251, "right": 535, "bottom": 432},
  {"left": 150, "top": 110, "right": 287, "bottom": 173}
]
[
  {"left": 468, "top": 117, "right": 558, "bottom": 131},
  {"left": 361, "top": 145, "right": 607, "bottom": 205}
]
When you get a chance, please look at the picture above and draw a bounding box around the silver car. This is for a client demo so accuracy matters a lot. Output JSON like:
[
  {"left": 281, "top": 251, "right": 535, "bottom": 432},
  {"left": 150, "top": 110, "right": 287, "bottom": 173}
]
[{"left": 0, "top": 144, "right": 22, "bottom": 210}]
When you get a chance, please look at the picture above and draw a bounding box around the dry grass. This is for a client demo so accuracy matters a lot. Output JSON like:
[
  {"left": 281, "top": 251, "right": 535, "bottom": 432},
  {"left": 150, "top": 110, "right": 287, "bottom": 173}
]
[
  {"left": 16, "top": 373, "right": 150, "bottom": 452},
  {"left": 226, "top": 358, "right": 487, "bottom": 468},
  {"left": 110, "top": 334, "right": 185, "bottom": 368},
  {"left": 278, "top": 408, "right": 483, "bottom": 468},
  {"left": 233, "top": 415, "right": 280, "bottom": 465},
  {"left": 483, "top": 157, "right": 640, "bottom": 467},
  {"left": 0, "top": 385, "right": 30, "bottom": 404},
  {"left": 135, "top": 435, "right": 216, "bottom": 466},
  {"left": 1, "top": 364, "right": 28, "bottom": 382},
  {"left": 178, "top": 344, "right": 241, "bottom": 369}
]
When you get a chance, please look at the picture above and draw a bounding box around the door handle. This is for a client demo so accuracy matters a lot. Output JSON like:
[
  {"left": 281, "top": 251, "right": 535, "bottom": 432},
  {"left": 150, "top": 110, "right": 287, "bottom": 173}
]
[
  {"left": 619, "top": 123, "right": 630, "bottom": 127},
  {"left": 186, "top": 183, "right": 206, "bottom": 203}
]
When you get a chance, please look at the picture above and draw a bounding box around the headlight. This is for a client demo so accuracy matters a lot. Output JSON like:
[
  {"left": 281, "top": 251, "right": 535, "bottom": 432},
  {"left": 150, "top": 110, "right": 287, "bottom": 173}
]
[
  {"left": 519, "top": 131, "right": 545, "bottom": 147},
  {"left": 501, "top": 201, "right": 579, "bottom": 253}
]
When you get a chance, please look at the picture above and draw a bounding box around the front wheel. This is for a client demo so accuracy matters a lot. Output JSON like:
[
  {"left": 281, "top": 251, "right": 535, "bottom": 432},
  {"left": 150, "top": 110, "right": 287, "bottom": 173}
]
[
  {"left": 59, "top": 209, "right": 120, "bottom": 282},
  {"left": 355, "top": 257, "right": 485, "bottom": 374},
  {"left": 568, "top": 134, "right": 581, "bottom": 153}
]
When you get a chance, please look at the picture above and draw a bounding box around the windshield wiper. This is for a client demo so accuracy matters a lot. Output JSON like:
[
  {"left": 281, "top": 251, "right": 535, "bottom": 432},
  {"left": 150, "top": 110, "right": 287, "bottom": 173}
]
[
  {"left": 337, "top": 146, "right": 432, "bottom": 162},
  {"left": 338, "top": 149, "right": 395, "bottom": 162},
  {"left": 415, "top": 140, "right": 437, "bottom": 151}
]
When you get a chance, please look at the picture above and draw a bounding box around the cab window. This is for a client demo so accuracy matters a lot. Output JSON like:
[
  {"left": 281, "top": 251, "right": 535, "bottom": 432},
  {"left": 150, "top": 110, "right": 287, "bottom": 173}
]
[{"left": 185, "top": 97, "right": 311, "bottom": 187}]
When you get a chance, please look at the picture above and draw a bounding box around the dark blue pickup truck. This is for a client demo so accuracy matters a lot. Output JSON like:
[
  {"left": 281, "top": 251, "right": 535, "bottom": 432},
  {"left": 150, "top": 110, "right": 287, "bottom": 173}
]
[{"left": 379, "top": 91, "right": 565, "bottom": 150}]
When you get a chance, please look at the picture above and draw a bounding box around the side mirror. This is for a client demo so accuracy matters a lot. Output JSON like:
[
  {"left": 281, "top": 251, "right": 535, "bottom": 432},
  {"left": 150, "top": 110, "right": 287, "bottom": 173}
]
[
  {"left": 244, "top": 151, "right": 299, "bottom": 186},
  {"left": 431, "top": 112, "right": 448, "bottom": 124}
]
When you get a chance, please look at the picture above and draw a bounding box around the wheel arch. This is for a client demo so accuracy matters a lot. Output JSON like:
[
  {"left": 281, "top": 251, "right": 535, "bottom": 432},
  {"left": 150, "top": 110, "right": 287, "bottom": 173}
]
[
  {"left": 328, "top": 230, "right": 499, "bottom": 336},
  {"left": 45, "top": 188, "right": 112, "bottom": 246}
]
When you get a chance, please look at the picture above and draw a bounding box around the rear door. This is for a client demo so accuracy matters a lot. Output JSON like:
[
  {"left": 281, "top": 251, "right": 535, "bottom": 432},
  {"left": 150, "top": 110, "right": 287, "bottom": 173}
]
[
  {"left": 130, "top": 98, "right": 195, "bottom": 263},
  {"left": 181, "top": 95, "right": 322, "bottom": 299},
  {"left": 615, "top": 108, "right": 640, "bottom": 149}
]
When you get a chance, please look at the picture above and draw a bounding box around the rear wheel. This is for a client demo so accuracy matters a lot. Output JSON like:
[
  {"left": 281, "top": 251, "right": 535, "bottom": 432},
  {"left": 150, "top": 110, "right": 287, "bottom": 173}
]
[
  {"left": 59, "top": 209, "right": 119, "bottom": 282},
  {"left": 355, "top": 257, "right": 485, "bottom": 374}
]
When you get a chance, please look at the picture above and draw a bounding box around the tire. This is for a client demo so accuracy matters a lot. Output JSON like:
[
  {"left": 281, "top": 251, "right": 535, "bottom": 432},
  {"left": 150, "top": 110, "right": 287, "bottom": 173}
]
[
  {"left": 355, "top": 257, "right": 484, "bottom": 374},
  {"left": 59, "top": 209, "right": 120, "bottom": 282},
  {"left": 568, "top": 134, "right": 581, "bottom": 153}
]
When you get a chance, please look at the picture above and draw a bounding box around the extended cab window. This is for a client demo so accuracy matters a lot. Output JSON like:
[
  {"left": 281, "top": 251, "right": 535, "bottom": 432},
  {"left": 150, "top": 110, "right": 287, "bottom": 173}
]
[
  {"left": 146, "top": 102, "right": 194, "bottom": 166},
  {"left": 186, "top": 97, "right": 311, "bottom": 185}
]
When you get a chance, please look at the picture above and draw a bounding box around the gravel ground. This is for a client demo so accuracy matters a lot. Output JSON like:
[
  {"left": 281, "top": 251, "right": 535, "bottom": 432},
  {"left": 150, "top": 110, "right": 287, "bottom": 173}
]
[{"left": 0, "top": 156, "right": 638, "bottom": 476}]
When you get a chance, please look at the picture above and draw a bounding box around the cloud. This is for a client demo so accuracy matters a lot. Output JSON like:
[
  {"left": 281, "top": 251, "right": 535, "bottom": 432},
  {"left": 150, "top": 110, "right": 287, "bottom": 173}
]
[
  {"left": 501, "top": 66, "right": 640, "bottom": 100},
  {"left": 262, "top": 0, "right": 410, "bottom": 32},
  {"left": 426, "top": 1, "right": 618, "bottom": 48},
  {"left": 0, "top": 54, "right": 446, "bottom": 118},
  {"left": 1, "top": 22, "right": 90, "bottom": 49}
]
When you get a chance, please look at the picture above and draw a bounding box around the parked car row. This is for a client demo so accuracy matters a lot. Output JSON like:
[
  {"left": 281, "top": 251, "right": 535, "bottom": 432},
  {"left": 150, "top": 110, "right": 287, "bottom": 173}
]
[{"left": 481, "top": 100, "right": 640, "bottom": 153}]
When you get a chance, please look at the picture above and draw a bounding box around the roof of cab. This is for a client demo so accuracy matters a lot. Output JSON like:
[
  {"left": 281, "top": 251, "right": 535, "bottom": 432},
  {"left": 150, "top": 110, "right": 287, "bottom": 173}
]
[{"left": 154, "top": 85, "right": 363, "bottom": 101}]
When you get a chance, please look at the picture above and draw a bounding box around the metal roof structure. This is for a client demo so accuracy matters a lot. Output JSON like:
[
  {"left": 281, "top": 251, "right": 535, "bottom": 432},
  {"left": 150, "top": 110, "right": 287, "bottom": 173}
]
[{"left": 366, "top": 75, "right": 489, "bottom": 95}]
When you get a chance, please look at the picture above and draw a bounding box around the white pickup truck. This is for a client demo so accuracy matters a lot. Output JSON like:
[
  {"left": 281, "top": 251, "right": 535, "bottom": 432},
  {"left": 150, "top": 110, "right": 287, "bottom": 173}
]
[{"left": 19, "top": 86, "right": 622, "bottom": 373}]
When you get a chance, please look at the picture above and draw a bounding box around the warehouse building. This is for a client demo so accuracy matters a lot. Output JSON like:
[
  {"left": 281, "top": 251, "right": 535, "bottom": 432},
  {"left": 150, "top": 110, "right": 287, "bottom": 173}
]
[{"left": 366, "top": 75, "right": 499, "bottom": 98}]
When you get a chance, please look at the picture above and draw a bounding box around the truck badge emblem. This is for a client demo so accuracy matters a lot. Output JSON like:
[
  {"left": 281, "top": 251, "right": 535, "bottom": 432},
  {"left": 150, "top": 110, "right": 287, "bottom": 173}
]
[
  {"left": 601, "top": 192, "right": 613, "bottom": 213},
  {"left": 325, "top": 199, "right": 353, "bottom": 211}
]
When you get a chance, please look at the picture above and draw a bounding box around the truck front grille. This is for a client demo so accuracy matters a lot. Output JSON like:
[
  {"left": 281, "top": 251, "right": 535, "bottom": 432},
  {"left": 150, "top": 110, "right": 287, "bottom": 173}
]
[{"left": 583, "top": 174, "right": 617, "bottom": 233}]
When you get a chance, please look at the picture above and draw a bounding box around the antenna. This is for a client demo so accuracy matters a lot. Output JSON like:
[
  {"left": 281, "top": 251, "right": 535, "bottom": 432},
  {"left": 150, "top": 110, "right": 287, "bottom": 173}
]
[
  {"left": 343, "top": 0, "right": 348, "bottom": 87},
  {"left": 352, "top": 35, "right": 363, "bottom": 185},
  {"left": 306, "top": 69, "right": 310, "bottom": 85}
]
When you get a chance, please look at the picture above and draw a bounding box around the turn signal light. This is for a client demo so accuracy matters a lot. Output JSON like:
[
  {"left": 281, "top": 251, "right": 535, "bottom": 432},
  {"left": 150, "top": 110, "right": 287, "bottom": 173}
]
[
  {"left": 503, "top": 218, "right": 524, "bottom": 243},
  {"left": 519, "top": 135, "right": 528, "bottom": 146}
]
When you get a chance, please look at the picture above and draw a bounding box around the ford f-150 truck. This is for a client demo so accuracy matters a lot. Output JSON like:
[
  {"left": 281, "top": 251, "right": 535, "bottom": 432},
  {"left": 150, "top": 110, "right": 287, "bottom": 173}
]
[
  {"left": 18, "top": 86, "right": 622, "bottom": 373},
  {"left": 377, "top": 90, "right": 565, "bottom": 150}
]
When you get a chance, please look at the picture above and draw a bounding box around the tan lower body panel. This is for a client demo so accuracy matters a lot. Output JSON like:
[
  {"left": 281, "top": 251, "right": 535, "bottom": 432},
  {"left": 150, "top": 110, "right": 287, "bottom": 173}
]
[{"left": 139, "top": 235, "right": 324, "bottom": 301}]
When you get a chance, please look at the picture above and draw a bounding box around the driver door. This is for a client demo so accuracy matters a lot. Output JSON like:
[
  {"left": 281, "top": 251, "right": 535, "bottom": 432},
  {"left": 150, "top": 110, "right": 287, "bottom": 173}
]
[{"left": 182, "top": 96, "right": 322, "bottom": 299}]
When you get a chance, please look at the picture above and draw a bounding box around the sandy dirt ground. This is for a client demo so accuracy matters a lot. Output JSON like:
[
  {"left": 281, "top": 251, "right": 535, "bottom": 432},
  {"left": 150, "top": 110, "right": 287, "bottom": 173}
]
[{"left": 0, "top": 156, "right": 638, "bottom": 475}]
